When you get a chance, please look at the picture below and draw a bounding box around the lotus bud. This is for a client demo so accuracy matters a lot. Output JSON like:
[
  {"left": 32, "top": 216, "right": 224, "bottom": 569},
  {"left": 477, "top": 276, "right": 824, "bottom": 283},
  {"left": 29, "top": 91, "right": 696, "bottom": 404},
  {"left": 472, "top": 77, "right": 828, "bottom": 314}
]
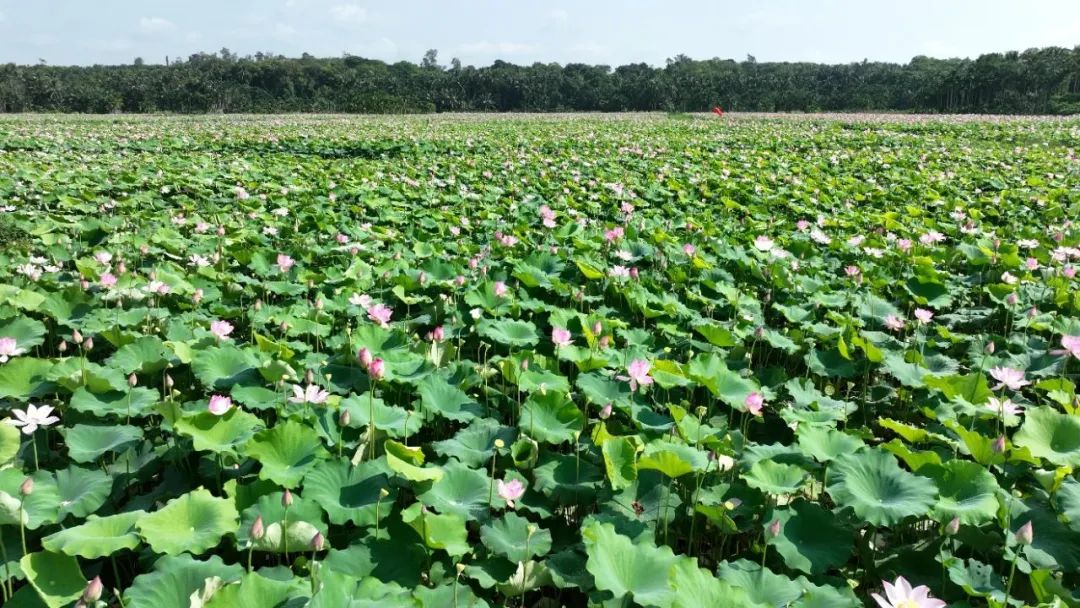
[
  {"left": 339, "top": 409, "right": 350, "bottom": 426},
  {"left": 432, "top": 326, "right": 445, "bottom": 342},
  {"left": 350, "top": 246, "right": 359, "bottom": 256},
  {"left": 455, "top": 562, "right": 466, "bottom": 575},
  {"left": 310, "top": 531, "right": 325, "bottom": 551},
  {"left": 117, "top": 261, "right": 127, "bottom": 274},
  {"left": 254, "top": 299, "right": 263, "bottom": 311},
  {"left": 357, "top": 347, "right": 373, "bottom": 367},
  {"left": 1017, "top": 520, "right": 1034, "bottom": 545},
  {"left": 81, "top": 279, "right": 90, "bottom": 290},
  {"left": 630, "top": 267, "right": 639, "bottom": 280},
  {"left": 520, "top": 359, "right": 529, "bottom": 371},
  {"left": 315, "top": 298, "right": 324, "bottom": 311},
  {"left": 368, "top": 358, "right": 385, "bottom": 381},
  {"left": 695, "top": 406, "right": 708, "bottom": 418},
  {"left": 944, "top": 517, "right": 960, "bottom": 536},
  {"left": 305, "top": 369, "right": 315, "bottom": 385},
  {"left": 217, "top": 225, "right": 225, "bottom": 236},
  {"left": 992, "top": 435, "right": 1006, "bottom": 453},
  {"left": 1006, "top": 293, "right": 1018, "bottom": 306},
  {"left": 84, "top": 337, "right": 94, "bottom": 351},
  {"left": 599, "top": 403, "right": 613, "bottom": 419},
  {"left": 128, "top": 373, "right": 138, "bottom": 387},
  {"left": 984, "top": 341, "right": 995, "bottom": 354},
  {"left": 73, "top": 329, "right": 84, "bottom": 344},
  {"left": 279, "top": 321, "right": 289, "bottom": 333},
  {"left": 250, "top": 515, "right": 265, "bottom": 540},
  {"left": 766, "top": 519, "right": 781, "bottom": 538},
  {"left": 164, "top": 374, "right": 174, "bottom": 389},
  {"left": 599, "top": 335, "right": 610, "bottom": 349},
  {"left": 282, "top": 489, "right": 293, "bottom": 507},
  {"left": 379, "top": 488, "right": 390, "bottom": 499},
  {"left": 82, "top": 576, "right": 104, "bottom": 603},
  {"left": 19, "top": 476, "right": 34, "bottom": 496},
  {"left": 455, "top": 275, "right": 466, "bottom": 287},
  {"left": 592, "top": 321, "right": 602, "bottom": 335},
  {"left": 1027, "top": 307, "right": 1038, "bottom": 318},
  {"left": 494, "top": 439, "right": 505, "bottom": 450},
  {"left": 58, "top": 340, "right": 68, "bottom": 353}
]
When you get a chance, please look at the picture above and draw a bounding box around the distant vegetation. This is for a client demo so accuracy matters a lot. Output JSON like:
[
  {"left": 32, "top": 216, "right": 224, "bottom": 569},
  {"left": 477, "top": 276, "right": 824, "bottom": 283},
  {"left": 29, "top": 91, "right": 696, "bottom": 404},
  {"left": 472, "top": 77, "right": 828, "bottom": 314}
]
[{"left": 1, "top": 45, "right": 1079, "bottom": 114}]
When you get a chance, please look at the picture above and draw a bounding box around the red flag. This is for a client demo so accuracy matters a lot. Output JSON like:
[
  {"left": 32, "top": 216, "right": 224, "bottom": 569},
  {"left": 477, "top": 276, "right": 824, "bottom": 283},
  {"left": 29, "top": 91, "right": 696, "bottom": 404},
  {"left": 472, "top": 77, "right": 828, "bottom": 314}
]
[{"left": 711, "top": 106, "right": 724, "bottom": 116}]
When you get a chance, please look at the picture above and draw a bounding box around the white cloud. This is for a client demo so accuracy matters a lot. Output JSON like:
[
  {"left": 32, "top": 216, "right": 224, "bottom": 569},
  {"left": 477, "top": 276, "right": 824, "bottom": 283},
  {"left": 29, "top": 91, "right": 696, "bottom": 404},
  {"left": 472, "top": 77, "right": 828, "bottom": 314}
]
[
  {"left": 549, "top": 9, "right": 568, "bottom": 23},
  {"left": 458, "top": 41, "right": 536, "bottom": 55},
  {"left": 138, "top": 17, "right": 174, "bottom": 34},
  {"left": 330, "top": 4, "right": 368, "bottom": 25}
]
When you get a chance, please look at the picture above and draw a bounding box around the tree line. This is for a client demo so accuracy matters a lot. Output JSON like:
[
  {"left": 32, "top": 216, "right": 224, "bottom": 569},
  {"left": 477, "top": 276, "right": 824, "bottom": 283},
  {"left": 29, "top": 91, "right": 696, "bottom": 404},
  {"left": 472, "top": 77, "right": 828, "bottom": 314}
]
[{"left": 1, "top": 45, "right": 1079, "bottom": 114}]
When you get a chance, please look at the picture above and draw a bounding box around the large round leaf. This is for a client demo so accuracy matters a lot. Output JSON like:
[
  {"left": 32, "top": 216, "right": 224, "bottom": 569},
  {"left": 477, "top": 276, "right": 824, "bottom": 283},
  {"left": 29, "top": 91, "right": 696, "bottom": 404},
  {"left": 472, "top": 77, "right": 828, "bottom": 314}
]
[
  {"left": 191, "top": 345, "right": 260, "bottom": 390},
  {"left": 477, "top": 319, "right": 539, "bottom": 347},
  {"left": 243, "top": 419, "right": 328, "bottom": 488},
  {"left": 744, "top": 460, "right": 810, "bottom": 496},
  {"left": 418, "top": 461, "right": 499, "bottom": 521},
  {"left": 480, "top": 512, "right": 552, "bottom": 563},
  {"left": 766, "top": 499, "right": 852, "bottom": 575},
  {"left": 53, "top": 465, "right": 112, "bottom": 519},
  {"left": 124, "top": 554, "right": 243, "bottom": 608},
  {"left": 433, "top": 419, "right": 517, "bottom": 467},
  {"left": 301, "top": 459, "right": 394, "bottom": 526},
  {"left": 1014, "top": 406, "right": 1080, "bottom": 466},
  {"left": 918, "top": 460, "right": 1000, "bottom": 525},
  {"left": 519, "top": 391, "right": 584, "bottom": 445},
  {"left": 62, "top": 423, "right": 143, "bottom": 463},
  {"left": 19, "top": 551, "right": 85, "bottom": 608},
  {"left": 174, "top": 408, "right": 262, "bottom": 454},
  {"left": 69, "top": 386, "right": 160, "bottom": 418},
  {"left": 827, "top": 449, "right": 937, "bottom": 526},
  {"left": 135, "top": 488, "right": 240, "bottom": 555},
  {"left": 42, "top": 511, "right": 144, "bottom": 558},
  {"left": 582, "top": 521, "right": 677, "bottom": 607}
]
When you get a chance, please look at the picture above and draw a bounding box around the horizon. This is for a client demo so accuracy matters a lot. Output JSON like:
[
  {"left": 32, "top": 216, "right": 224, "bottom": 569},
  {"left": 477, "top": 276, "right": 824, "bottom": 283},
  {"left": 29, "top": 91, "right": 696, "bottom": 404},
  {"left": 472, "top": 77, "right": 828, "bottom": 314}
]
[{"left": 0, "top": 0, "right": 1078, "bottom": 68}]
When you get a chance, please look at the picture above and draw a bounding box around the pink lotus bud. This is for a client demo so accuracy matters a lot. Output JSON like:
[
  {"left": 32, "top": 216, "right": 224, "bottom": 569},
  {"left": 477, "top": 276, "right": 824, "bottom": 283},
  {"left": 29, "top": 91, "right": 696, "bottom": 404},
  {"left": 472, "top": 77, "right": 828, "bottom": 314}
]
[
  {"left": 117, "top": 261, "right": 127, "bottom": 274},
  {"left": 944, "top": 517, "right": 960, "bottom": 536},
  {"left": 310, "top": 531, "right": 325, "bottom": 551},
  {"left": 985, "top": 341, "right": 995, "bottom": 354},
  {"left": 993, "top": 435, "right": 1007, "bottom": 453},
  {"left": 58, "top": 340, "right": 68, "bottom": 353},
  {"left": 282, "top": 489, "right": 293, "bottom": 507},
  {"left": 455, "top": 275, "right": 466, "bottom": 287},
  {"left": 368, "top": 358, "right": 385, "bottom": 381},
  {"left": 1006, "top": 293, "right": 1018, "bottom": 306},
  {"left": 358, "top": 347, "right": 373, "bottom": 367},
  {"left": 592, "top": 321, "right": 602, "bottom": 335},
  {"left": 599, "top": 403, "right": 613, "bottom": 419},
  {"left": 128, "top": 373, "right": 138, "bottom": 387},
  {"left": 217, "top": 225, "right": 225, "bottom": 236},
  {"left": 1017, "top": 520, "right": 1033, "bottom": 545},
  {"left": 251, "top": 515, "right": 265, "bottom": 540},
  {"left": 84, "top": 337, "right": 94, "bottom": 351},
  {"left": 82, "top": 576, "right": 104, "bottom": 603},
  {"left": 20, "top": 476, "right": 33, "bottom": 496},
  {"left": 432, "top": 326, "right": 445, "bottom": 342},
  {"left": 254, "top": 299, "right": 263, "bottom": 311},
  {"left": 766, "top": 519, "right": 781, "bottom": 538},
  {"left": 520, "top": 359, "right": 529, "bottom": 371},
  {"left": 73, "top": 329, "right": 84, "bottom": 344},
  {"left": 305, "top": 369, "right": 315, "bottom": 385},
  {"left": 340, "top": 409, "right": 351, "bottom": 426},
  {"left": 164, "top": 374, "right": 174, "bottom": 389},
  {"left": 350, "top": 246, "right": 359, "bottom": 256},
  {"left": 630, "top": 267, "right": 639, "bottom": 280},
  {"left": 599, "top": 335, "right": 610, "bottom": 349}
]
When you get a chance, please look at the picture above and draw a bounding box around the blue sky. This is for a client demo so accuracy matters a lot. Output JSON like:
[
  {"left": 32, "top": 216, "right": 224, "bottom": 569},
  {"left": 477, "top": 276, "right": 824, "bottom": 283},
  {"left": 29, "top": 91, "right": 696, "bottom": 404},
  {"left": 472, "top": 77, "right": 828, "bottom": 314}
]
[{"left": 1, "top": 0, "right": 1078, "bottom": 67}]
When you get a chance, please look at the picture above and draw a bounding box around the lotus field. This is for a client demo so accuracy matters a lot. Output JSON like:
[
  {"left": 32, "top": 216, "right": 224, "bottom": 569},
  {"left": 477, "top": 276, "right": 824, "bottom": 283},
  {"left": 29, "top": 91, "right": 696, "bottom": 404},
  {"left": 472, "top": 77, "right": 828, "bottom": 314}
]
[{"left": 2, "top": 113, "right": 1080, "bottom": 608}]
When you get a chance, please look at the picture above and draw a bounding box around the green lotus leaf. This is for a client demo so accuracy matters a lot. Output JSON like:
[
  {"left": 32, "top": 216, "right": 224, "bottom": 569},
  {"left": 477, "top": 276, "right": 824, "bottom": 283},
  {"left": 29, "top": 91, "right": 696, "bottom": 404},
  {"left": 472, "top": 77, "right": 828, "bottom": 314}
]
[
  {"left": 191, "top": 345, "right": 261, "bottom": 390},
  {"left": 174, "top": 407, "right": 263, "bottom": 454},
  {"left": 686, "top": 353, "right": 758, "bottom": 407},
  {"left": 1014, "top": 406, "right": 1080, "bottom": 466},
  {"left": 125, "top": 554, "right": 243, "bottom": 608},
  {"left": 417, "top": 374, "right": 483, "bottom": 422},
  {"left": 917, "top": 460, "right": 1000, "bottom": 525},
  {"left": 668, "top": 557, "right": 759, "bottom": 608},
  {"left": 947, "top": 557, "right": 1007, "bottom": 603},
  {"left": 1056, "top": 477, "right": 1080, "bottom": 533},
  {"left": 767, "top": 500, "right": 852, "bottom": 575},
  {"left": 230, "top": 385, "right": 283, "bottom": 411},
  {"left": 62, "top": 423, "right": 143, "bottom": 463},
  {"left": 69, "top": 386, "right": 160, "bottom": 418},
  {"left": 413, "top": 580, "right": 491, "bottom": 608},
  {"left": 477, "top": 318, "right": 538, "bottom": 347},
  {"left": 243, "top": 419, "right": 328, "bottom": 488},
  {"left": 107, "top": 335, "right": 173, "bottom": 374},
  {"left": 744, "top": 460, "right": 810, "bottom": 495},
  {"left": 516, "top": 368, "right": 570, "bottom": 394},
  {"left": 0, "top": 469, "right": 60, "bottom": 529},
  {"left": 401, "top": 502, "right": 470, "bottom": 558},
  {"left": 716, "top": 560, "right": 804, "bottom": 607},
  {"left": 136, "top": 488, "right": 240, "bottom": 555},
  {"left": 827, "top": 448, "right": 937, "bottom": 526},
  {"left": 582, "top": 521, "right": 678, "bottom": 607},
  {"left": 433, "top": 419, "right": 516, "bottom": 467},
  {"left": 532, "top": 452, "right": 604, "bottom": 503},
  {"left": 0, "top": 422, "right": 21, "bottom": 465},
  {"left": 204, "top": 571, "right": 307, "bottom": 608},
  {"left": 796, "top": 426, "right": 866, "bottom": 462},
  {"left": 236, "top": 489, "right": 326, "bottom": 551},
  {"left": 301, "top": 459, "right": 394, "bottom": 526},
  {"left": 0, "top": 317, "right": 47, "bottom": 350},
  {"left": 575, "top": 372, "right": 633, "bottom": 408},
  {"left": 496, "top": 559, "right": 553, "bottom": 597},
  {"left": 480, "top": 512, "right": 552, "bottom": 563},
  {"left": 341, "top": 393, "right": 423, "bottom": 438},
  {"left": 310, "top": 570, "right": 417, "bottom": 608},
  {"left": 385, "top": 439, "right": 444, "bottom": 482},
  {"left": 418, "top": 461, "right": 500, "bottom": 520},
  {"left": 322, "top": 537, "right": 426, "bottom": 588},
  {"left": 19, "top": 551, "right": 84, "bottom": 608},
  {"left": 42, "top": 511, "right": 144, "bottom": 558},
  {"left": 602, "top": 436, "right": 638, "bottom": 491},
  {"left": 519, "top": 391, "right": 584, "bottom": 445},
  {"left": 638, "top": 441, "right": 707, "bottom": 478},
  {"left": 0, "top": 357, "right": 54, "bottom": 400},
  {"left": 53, "top": 465, "right": 112, "bottom": 519}
]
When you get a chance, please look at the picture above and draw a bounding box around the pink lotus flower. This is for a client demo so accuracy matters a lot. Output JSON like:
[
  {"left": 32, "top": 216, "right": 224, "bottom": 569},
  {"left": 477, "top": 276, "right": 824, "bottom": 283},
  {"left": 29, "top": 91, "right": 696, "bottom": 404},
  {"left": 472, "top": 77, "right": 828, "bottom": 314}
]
[
  {"left": 745, "top": 392, "right": 765, "bottom": 416},
  {"left": 497, "top": 478, "right": 525, "bottom": 508},
  {"left": 986, "top": 397, "right": 1023, "bottom": 417},
  {"left": 551, "top": 327, "right": 572, "bottom": 348},
  {"left": 620, "top": 359, "right": 654, "bottom": 392},
  {"left": 0, "top": 337, "right": 26, "bottom": 363},
  {"left": 845, "top": 265, "right": 861, "bottom": 278},
  {"left": 796, "top": 219, "right": 810, "bottom": 231},
  {"left": 289, "top": 384, "right": 329, "bottom": 405},
  {"left": 494, "top": 281, "right": 509, "bottom": 298},
  {"left": 276, "top": 253, "right": 295, "bottom": 273},
  {"left": 871, "top": 576, "right": 945, "bottom": 608},
  {"left": 94, "top": 251, "right": 113, "bottom": 265},
  {"left": 431, "top": 326, "right": 445, "bottom": 342},
  {"left": 210, "top": 320, "right": 234, "bottom": 340},
  {"left": 1053, "top": 335, "right": 1080, "bottom": 359},
  {"left": 208, "top": 395, "right": 233, "bottom": 415},
  {"left": 683, "top": 243, "right": 696, "bottom": 256},
  {"left": 100, "top": 273, "right": 118, "bottom": 288},
  {"left": 357, "top": 347, "right": 373, "bottom": 367},
  {"left": 754, "top": 235, "right": 775, "bottom": 251},
  {"left": 367, "top": 303, "right": 393, "bottom": 327},
  {"left": 919, "top": 231, "right": 946, "bottom": 246},
  {"left": 610, "top": 265, "right": 630, "bottom": 279},
  {"left": 5, "top": 404, "right": 60, "bottom": 435},
  {"left": 599, "top": 403, "right": 613, "bottom": 419},
  {"left": 884, "top": 315, "right": 905, "bottom": 331},
  {"left": 989, "top": 367, "right": 1029, "bottom": 391},
  {"left": 914, "top": 308, "right": 934, "bottom": 324},
  {"left": 897, "top": 239, "right": 913, "bottom": 253},
  {"left": 1065, "top": 266, "right": 1077, "bottom": 279},
  {"left": 1025, "top": 257, "right": 1040, "bottom": 271}
]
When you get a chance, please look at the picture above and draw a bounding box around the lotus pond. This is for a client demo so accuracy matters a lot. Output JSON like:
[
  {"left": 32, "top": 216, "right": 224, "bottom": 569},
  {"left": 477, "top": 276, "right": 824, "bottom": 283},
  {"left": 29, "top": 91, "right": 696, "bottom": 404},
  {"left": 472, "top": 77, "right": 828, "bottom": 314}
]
[{"left": 0, "top": 113, "right": 1079, "bottom": 607}]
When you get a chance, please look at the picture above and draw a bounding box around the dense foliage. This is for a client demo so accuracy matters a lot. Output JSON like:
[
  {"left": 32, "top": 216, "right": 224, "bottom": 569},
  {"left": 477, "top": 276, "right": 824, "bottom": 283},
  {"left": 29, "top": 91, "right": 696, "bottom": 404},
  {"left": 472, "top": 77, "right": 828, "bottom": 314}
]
[
  {"left": 0, "top": 113, "right": 1079, "bottom": 607},
  {"left": 2, "top": 45, "right": 1080, "bottom": 114}
]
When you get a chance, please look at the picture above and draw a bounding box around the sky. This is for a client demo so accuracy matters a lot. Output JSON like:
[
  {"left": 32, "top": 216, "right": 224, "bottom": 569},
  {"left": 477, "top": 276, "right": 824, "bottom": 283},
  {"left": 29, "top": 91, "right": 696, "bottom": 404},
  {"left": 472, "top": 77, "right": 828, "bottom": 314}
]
[{"left": 0, "top": 0, "right": 1078, "bottom": 67}]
